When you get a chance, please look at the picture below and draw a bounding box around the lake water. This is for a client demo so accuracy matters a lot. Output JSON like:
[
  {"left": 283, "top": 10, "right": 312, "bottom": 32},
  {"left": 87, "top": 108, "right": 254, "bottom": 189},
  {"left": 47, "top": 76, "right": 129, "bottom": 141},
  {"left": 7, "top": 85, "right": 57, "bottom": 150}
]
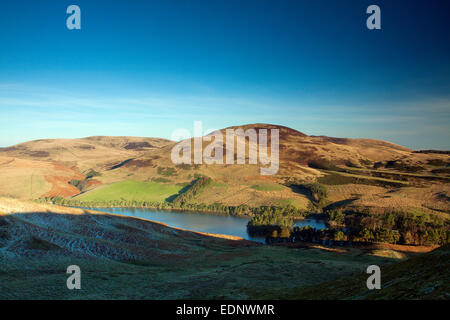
[{"left": 90, "top": 207, "right": 327, "bottom": 243}]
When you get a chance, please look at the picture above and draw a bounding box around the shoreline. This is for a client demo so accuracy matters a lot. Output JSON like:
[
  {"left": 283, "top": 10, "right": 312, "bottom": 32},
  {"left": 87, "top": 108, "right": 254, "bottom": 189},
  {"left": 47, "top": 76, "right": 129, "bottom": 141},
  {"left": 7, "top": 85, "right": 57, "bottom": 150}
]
[
  {"left": 3, "top": 198, "right": 440, "bottom": 251},
  {"left": 76, "top": 205, "right": 438, "bottom": 251},
  {"left": 0, "top": 197, "right": 262, "bottom": 246},
  {"left": 73, "top": 205, "right": 250, "bottom": 217},
  {"left": 44, "top": 202, "right": 447, "bottom": 248},
  {"left": 64, "top": 203, "right": 319, "bottom": 222}
]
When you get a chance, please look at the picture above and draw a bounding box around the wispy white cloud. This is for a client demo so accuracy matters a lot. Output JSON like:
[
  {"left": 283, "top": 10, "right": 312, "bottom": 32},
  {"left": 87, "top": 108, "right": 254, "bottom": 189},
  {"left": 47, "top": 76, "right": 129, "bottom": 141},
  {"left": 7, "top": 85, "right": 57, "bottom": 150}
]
[{"left": 0, "top": 82, "right": 449, "bottom": 149}]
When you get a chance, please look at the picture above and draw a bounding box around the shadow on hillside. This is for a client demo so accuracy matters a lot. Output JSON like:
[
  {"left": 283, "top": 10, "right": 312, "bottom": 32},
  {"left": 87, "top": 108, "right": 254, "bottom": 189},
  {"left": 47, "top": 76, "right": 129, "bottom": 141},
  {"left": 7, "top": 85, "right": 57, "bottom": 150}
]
[
  {"left": 287, "top": 184, "right": 315, "bottom": 203},
  {"left": 1, "top": 210, "right": 260, "bottom": 259},
  {"left": 323, "top": 198, "right": 358, "bottom": 211},
  {"left": 109, "top": 158, "right": 134, "bottom": 170},
  {"left": 164, "top": 183, "right": 192, "bottom": 202}
]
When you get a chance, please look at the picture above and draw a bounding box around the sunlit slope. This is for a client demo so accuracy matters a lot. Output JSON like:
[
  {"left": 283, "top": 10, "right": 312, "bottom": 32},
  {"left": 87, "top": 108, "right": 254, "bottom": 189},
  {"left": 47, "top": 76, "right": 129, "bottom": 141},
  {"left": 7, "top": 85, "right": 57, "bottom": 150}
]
[
  {"left": 0, "top": 136, "right": 173, "bottom": 199},
  {"left": 0, "top": 136, "right": 172, "bottom": 172},
  {"left": 0, "top": 124, "right": 448, "bottom": 213},
  {"left": 92, "top": 123, "right": 417, "bottom": 184},
  {"left": 0, "top": 156, "right": 83, "bottom": 199},
  {"left": 99, "top": 123, "right": 439, "bottom": 185},
  {"left": 192, "top": 179, "right": 311, "bottom": 209},
  {"left": 93, "top": 124, "right": 410, "bottom": 184},
  {"left": 90, "top": 123, "right": 448, "bottom": 211}
]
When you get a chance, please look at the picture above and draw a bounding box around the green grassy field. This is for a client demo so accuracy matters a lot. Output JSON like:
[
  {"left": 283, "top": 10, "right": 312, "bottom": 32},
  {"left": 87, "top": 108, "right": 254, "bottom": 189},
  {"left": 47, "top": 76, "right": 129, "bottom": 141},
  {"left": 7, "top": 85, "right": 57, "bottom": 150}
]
[{"left": 74, "top": 180, "right": 183, "bottom": 202}]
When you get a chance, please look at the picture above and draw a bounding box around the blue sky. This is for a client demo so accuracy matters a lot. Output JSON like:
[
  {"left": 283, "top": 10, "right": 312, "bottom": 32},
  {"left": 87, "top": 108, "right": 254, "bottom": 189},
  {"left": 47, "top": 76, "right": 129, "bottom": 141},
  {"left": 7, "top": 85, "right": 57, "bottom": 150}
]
[{"left": 0, "top": 0, "right": 449, "bottom": 149}]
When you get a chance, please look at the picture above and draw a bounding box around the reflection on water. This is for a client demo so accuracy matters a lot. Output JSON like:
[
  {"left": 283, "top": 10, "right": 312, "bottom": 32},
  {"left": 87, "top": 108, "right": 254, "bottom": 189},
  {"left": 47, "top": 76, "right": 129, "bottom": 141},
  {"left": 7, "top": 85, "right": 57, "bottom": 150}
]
[{"left": 89, "top": 207, "right": 326, "bottom": 244}]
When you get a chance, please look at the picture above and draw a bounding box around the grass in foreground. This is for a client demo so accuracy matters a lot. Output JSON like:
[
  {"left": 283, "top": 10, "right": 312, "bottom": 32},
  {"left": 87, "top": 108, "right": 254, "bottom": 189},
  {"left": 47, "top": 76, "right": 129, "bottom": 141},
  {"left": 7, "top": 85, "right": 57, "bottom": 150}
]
[{"left": 271, "top": 244, "right": 450, "bottom": 300}]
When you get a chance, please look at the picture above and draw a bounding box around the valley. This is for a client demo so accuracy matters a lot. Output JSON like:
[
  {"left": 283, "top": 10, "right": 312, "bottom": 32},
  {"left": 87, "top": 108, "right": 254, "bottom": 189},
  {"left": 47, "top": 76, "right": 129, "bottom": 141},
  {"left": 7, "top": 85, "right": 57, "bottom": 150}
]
[
  {"left": 0, "top": 123, "right": 448, "bottom": 299},
  {"left": 0, "top": 197, "right": 439, "bottom": 299}
]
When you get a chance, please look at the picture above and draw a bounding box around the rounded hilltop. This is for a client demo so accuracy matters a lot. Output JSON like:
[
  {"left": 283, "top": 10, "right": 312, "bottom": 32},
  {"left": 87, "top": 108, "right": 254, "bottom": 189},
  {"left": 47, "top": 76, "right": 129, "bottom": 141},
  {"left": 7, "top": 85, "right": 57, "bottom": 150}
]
[{"left": 222, "top": 123, "right": 308, "bottom": 138}]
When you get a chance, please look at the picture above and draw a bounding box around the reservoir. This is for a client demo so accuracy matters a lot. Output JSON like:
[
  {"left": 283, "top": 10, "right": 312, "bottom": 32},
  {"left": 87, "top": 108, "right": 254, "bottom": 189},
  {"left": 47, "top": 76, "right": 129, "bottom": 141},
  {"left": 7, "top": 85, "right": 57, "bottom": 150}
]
[{"left": 90, "top": 207, "right": 327, "bottom": 243}]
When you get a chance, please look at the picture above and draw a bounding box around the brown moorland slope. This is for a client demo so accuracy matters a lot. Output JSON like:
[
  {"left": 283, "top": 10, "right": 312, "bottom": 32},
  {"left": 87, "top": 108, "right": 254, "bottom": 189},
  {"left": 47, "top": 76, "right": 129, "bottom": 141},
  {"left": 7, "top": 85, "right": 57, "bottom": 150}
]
[
  {"left": 101, "top": 122, "right": 442, "bottom": 183},
  {"left": 80, "top": 123, "right": 414, "bottom": 184},
  {"left": 0, "top": 136, "right": 173, "bottom": 198},
  {"left": 0, "top": 136, "right": 172, "bottom": 172},
  {"left": 0, "top": 156, "right": 83, "bottom": 199},
  {"left": 74, "top": 123, "right": 448, "bottom": 212},
  {"left": 0, "top": 124, "right": 448, "bottom": 214}
]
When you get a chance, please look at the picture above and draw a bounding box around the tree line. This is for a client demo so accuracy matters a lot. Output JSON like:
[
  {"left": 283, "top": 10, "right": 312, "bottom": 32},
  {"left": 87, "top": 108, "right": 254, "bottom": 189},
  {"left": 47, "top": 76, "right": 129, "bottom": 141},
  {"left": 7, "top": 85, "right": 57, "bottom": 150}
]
[
  {"left": 289, "top": 209, "right": 449, "bottom": 245},
  {"left": 35, "top": 196, "right": 307, "bottom": 218}
]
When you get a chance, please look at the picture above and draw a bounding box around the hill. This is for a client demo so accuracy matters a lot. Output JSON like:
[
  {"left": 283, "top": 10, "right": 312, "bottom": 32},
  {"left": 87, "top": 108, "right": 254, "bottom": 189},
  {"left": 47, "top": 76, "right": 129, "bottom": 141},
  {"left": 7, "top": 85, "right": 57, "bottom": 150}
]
[
  {"left": 0, "top": 156, "right": 83, "bottom": 199},
  {"left": 0, "top": 136, "right": 172, "bottom": 172},
  {"left": 0, "top": 124, "right": 448, "bottom": 216},
  {"left": 0, "top": 136, "right": 172, "bottom": 199},
  {"left": 73, "top": 123, "right": 449, "bottom": 215}
]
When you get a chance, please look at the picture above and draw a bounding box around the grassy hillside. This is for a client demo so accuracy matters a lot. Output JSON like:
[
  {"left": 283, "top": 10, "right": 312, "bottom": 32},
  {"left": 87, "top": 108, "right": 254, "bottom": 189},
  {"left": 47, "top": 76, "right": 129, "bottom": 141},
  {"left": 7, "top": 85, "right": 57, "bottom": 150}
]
[
  {"left": 74, "top": 180, "right": 183, "bottom": 202},
  {"left": 272, "top": 244, "right": 450, "bottom": 300},
  {"left": 0, "top": 156, "right": 83, "bottom": 199}
]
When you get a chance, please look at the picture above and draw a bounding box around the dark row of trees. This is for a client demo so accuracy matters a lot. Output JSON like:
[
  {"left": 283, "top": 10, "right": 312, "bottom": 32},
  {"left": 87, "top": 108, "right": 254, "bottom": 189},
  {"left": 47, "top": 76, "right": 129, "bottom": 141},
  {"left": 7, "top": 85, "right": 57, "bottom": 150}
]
[
  {"left": 247, "top": 209, "right": 295, "bottom": 228},
  {"left": 283, "top": 178, "right": 328, "bottom": 209},
  {"left": 250, "top": 208, "right": 449, "bottom": 246},
  {"left": 322, "top": 209, "right": 449, "bottom": 245},
  {"left": 36, "top": 197, "right": 307, "bottom": 218},
  {"left": 171, "top": 177, "right": 212, "bottom": 205}
]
